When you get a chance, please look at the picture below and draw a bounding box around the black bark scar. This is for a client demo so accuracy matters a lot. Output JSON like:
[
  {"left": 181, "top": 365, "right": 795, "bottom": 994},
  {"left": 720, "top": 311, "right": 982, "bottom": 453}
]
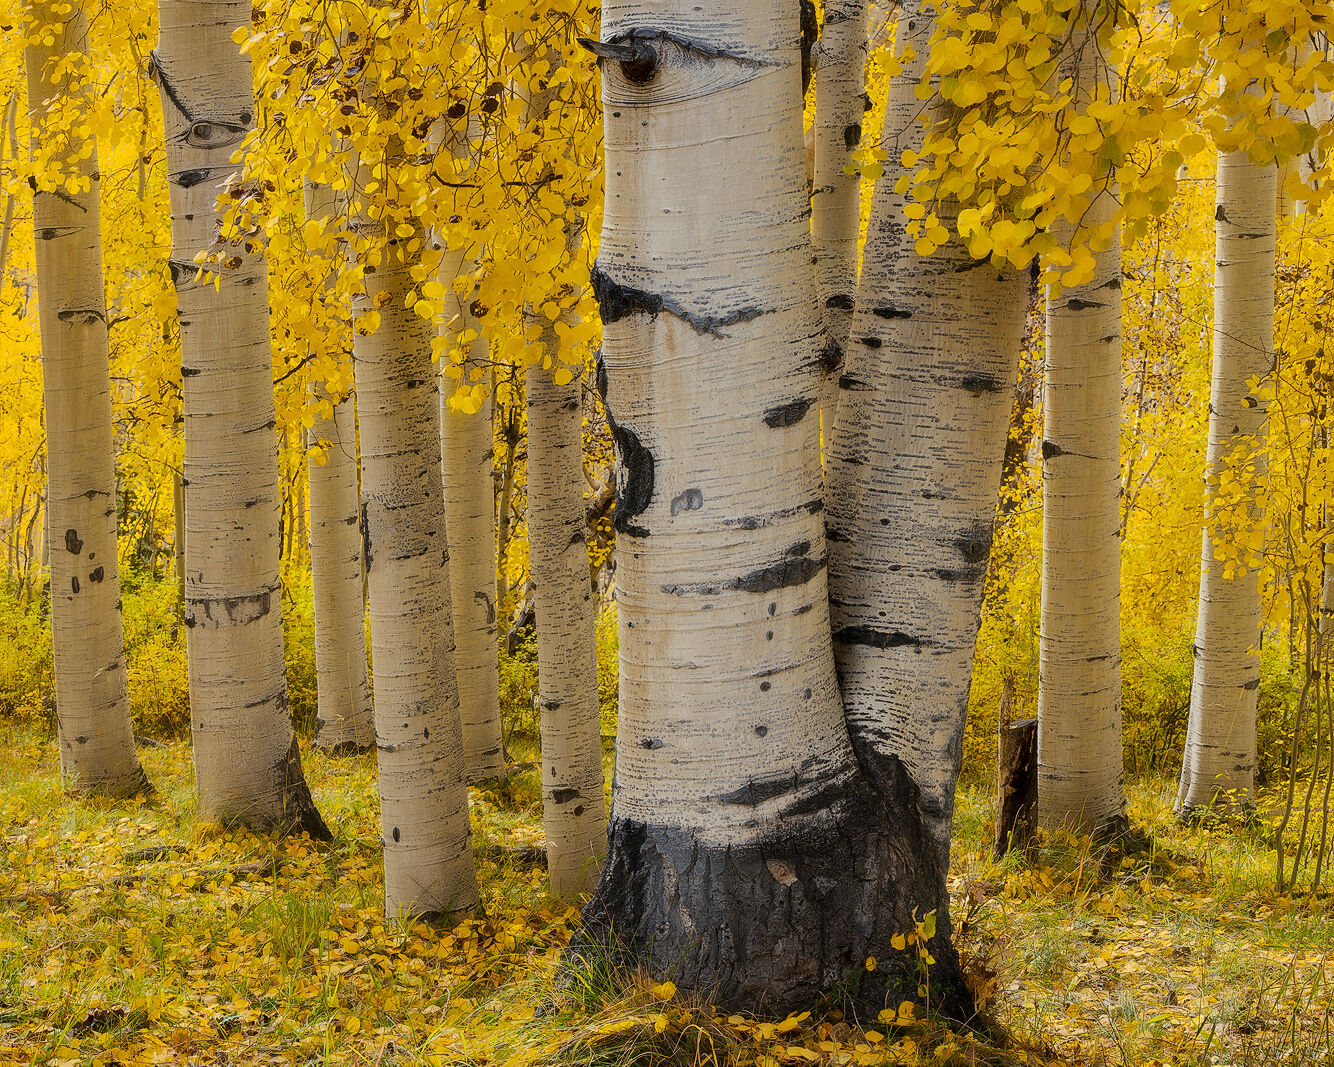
[{"left": 591, "top": 265, "right": 765, "bottom": 337}]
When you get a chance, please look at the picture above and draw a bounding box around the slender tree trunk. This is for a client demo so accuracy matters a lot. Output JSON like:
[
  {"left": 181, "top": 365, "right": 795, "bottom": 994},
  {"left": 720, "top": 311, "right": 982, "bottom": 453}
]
[
  {"left": 580, "top": 0, "right": 964, "bottom": 1015},
  {"left": 811, "top": 0, "right": 867, "bottom": 430},
  {"left": 303, "top": 181, "right": 372, "bottom": 753},
  {"left": 494, "top": 367, "right": 519, "bottom": 612},
  {"left": 1177, "top": 145, "right": 1276, "bottom": 814},
  {"left": 1036, "top": 36, "right": 1127, "bottom": 836},
  {"left": 26, "top": 0, "right": 150, "bottom": 797},
  {"left": 824, "top": 2, "right": 1027, "bottom": 867},
  {"left": 172, "top": 468, "right": 185, "bottom": 625},
  {"left": 439, "top": 244, "right": 505, "bottom": 781},
  {"left": 526, "top": 361, "right": 607, "bottom": 898},
  {"left": 346, "top": 48, "right": 477, "bottom": 915},
  {"left": 307, "top": 381, "right": 372, "bottom": 752},
  {"left": 153, "top": 0, "right": 325, "bottom": 835}
]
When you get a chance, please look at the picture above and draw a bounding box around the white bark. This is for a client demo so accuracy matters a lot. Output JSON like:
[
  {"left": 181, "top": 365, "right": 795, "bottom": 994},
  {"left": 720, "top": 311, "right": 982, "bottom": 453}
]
[
  {"left": 1036, "top": 71, "right": 1127, "bottom": 834},
  {"left": 304, "top": 181, "right": 373, "bottom": 753},
  {"left": 526, "top": 362, "right": 607, "bottom": 898},
  {"left": 26, "top": 0, "right": 150, "bottom": 797},
  {"left": 811, "top": 0, "right": 868, "bottom": 428},
  {"left": 825, "top": 5, "right": 1025, "bottom": 863},
  {"left": 1177, "top": 146, "right": 1276, "bottom": 813},
  {"left": 346, "top": 68, "right": 477, "bottom": 913},
  {"left": 592, "top": 6, "right": 845, "bottom": 857},
  {"left": 582, "top": 0, "right": 965, "bottom": 1013},
  {"left": 307, "top": 386, "right": 372, "bottom": 751},
  {"left": 154, "top": 0, "right": 324, "bottom": 834},
  {"left": 439, "top": 285, "right": 505, "bottom": 783}
]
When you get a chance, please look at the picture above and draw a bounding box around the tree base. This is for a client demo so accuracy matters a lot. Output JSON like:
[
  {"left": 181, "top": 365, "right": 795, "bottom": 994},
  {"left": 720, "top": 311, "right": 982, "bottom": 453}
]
[
  {"left": 65, "top": 762, "right": 156, "bottom": 801},
  {"left": 313, "top": 738, "right": 375, "bottom": 757},
  {"left": 578, "top": 757, "right": 972, "bottom": 1020}
]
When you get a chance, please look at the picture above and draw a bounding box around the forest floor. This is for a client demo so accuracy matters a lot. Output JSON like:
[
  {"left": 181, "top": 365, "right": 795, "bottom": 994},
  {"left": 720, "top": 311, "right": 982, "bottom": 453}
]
[{"left": 0, "top": 723, "right": 1331, "bottom": 1067}]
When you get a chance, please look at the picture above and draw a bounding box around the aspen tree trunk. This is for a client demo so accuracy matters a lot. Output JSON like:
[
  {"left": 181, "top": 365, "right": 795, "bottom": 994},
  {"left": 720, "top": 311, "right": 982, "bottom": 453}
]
[
  {"left": 153, "top": 0, "right": 325, "bottom": 834},
  {"left": 825, "top": 3, "right": 1027, "bottom": 865},
  {"left": 494, "top": 369, "right": 519, "bottom": 611},
  {"left": 526, "top": 361, "right": 607, "bottom": 898},
  {"left": 438, "top": 218, "right": 505, "bottom": 781},
  {"left": 172, "top": 469, "right": 185, "bottom": 624},
  {"left": 517, "top": 45, "right": 605, "bottom": 897},
  {"left": 26, "top": 0, "right": 151, "bottom": 797},
  {"left": 346, "top": 60, "right": 477, "bottom": 915},
  {"left": 1177, "top": 146, "right": 1276, "bottom": 814},
  {"left": 581, "top": 0, "right": 965, "bottom": 1014},
  {"left": 811, "top": 0, "right": 867, "bottom": 429},
  {"left": 303, "top": 181, "right": 372, "bottom": 753},
  {"left": 440, "top": 388, "right": 505, "bottom": 781},
  {"left": 1036, "top": 37, "right": 1127, "bottom": 836},
  {"left": 307, "top": 381, "right": 372, "bottom": 752}
]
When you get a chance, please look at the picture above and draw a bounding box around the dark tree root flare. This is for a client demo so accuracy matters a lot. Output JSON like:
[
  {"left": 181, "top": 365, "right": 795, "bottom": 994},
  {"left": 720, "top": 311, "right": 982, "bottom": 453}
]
[{"left": 575, "top": 759, "right": 974, "bottom": 1021}]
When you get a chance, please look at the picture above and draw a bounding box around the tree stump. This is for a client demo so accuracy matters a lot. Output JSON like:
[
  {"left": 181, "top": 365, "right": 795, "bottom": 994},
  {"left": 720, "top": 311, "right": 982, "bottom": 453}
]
[{"left": 995, "top": 676, "right": 1037, "bottom": 859}]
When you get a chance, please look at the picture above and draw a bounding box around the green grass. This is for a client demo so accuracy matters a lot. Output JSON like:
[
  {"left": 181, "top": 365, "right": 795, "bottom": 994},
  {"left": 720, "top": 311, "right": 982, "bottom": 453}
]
[{"left": 2, "top": 723, "right": 1333, "bottom": 1066}]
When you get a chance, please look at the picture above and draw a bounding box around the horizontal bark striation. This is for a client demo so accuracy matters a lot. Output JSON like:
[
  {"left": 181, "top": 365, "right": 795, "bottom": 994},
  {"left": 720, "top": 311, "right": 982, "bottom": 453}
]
[{"left": 580, "top": 755, "right": 969, "bottom": 1018}]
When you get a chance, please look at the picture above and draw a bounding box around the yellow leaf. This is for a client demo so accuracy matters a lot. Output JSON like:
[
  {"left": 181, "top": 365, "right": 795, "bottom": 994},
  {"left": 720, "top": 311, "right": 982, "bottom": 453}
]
[{"left": 648, "top": 981, "right": 676, "bottom": 1001}]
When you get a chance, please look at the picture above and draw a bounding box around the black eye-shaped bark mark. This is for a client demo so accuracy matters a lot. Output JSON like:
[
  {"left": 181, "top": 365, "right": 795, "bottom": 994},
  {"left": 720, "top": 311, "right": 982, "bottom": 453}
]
[
  {"left": 65, "top": 529, "right": 83, "bottom": 554},
  {"left": 581, "top": 36, "right": 659, "bottom": 83},
  {"left": 579, "top": 28, "right": 769, "bottom": 78},
  {"left": 186, "top": 120, "right": 247, "bottom": 150}
]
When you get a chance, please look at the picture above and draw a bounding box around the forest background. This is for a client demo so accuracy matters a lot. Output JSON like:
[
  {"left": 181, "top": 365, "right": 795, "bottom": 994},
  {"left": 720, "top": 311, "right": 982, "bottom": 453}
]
[{"left": 4, "top": 0, "right": 1334, "bottom": 1064}]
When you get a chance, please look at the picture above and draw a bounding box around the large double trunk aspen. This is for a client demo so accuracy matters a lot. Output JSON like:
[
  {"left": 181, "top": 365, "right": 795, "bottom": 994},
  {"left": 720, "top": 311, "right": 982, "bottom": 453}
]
[
  {"left": 810, "top": 0, "right": 867, "bottom": 428},
  {"left": 304, "top": 180, "right": 373, "bottom": 754},
  {"left": 439, "top": 254, "right": 505, "bottom": 784},
  {"left": 1177, "top": 145, "right": 1276, "bottom": 814},
  {"left": 1036, "top": 38, "right": 1127, "bottom": 836},
  {"left": 26, "top": 0, "right": 150, "bottom": 797},
  {"left": 526, "top": 361, "right": 607, "bottom": 898},
  {"left": 346, "top": 56, "right": 477, "bottom": 914},
  {"left": 581, "top": 1, "right": 965, "bottom": 1014},
  {"left": 825, "top": 3, "right": 1027, "bottom": 867},
  {"left": 153, "top": 0, "right": 325, "bottom": 835}
]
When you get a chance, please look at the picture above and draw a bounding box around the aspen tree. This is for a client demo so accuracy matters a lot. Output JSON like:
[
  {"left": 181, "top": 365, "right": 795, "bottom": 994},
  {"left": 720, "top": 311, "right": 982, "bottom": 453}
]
[
  {"left": 526, "top": 360, "right": 606, "bottom": 898},
  {"left": 1178, "top": 143, "right": 1276, "bottom": 814},
  {"left": 582, "top": 0, "right": 966, "bottom": 1013},
  {"left": 26, "top": 0, "right": 151, "bottom": 797},
  {"left": 825, "top": 2, "right": 1028, "bottom": 865},
  {"left": 153, "top": 0, "right": 325, "bottom": 835},
  {"left": 810, "top": 0, "right": 866, "bottom": 428},
  {"left": 303, "top": 179, "right": 373, "bottom": 753},
  {"left": 437, "top": 148, "right": 505, "bottom": 782},
  {"left": 516, "top": 41, "right": 605, "bottom": 899},
  {"left": 1036, "top": 26, "right": 1128, "bottom": 838},
  {"left": 344, "top": 20, "right": 477, "bottom": 917},
  {"left": 307, "top": 381, "right": 373, "bottom": 752},
  {"left": 440, "top": 385, "right": 505, "bottom": 781}
]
